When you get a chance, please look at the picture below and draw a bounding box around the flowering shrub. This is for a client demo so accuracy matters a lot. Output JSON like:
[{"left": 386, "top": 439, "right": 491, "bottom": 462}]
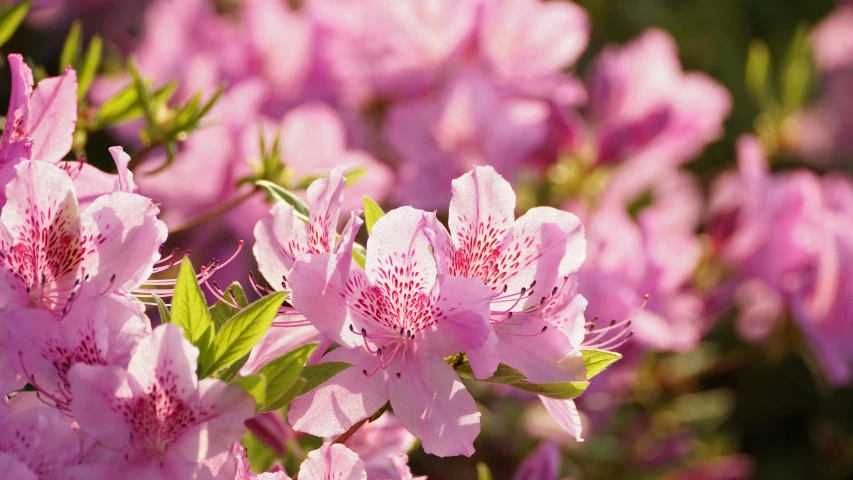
[{"left": 0, "top": 0, "right": 851, "bottom": 479}]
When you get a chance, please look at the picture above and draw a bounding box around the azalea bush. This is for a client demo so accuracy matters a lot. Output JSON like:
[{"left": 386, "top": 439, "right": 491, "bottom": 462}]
[{"left": 0, "top": 0, "right": 851, "bottom": 479}]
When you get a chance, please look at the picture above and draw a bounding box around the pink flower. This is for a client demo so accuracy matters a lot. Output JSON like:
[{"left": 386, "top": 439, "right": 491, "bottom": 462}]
[
  {"left": 385, "top": 68, "right": 550, "bottom": 209},
  {"left": 709, "top": 135, "right": 853, "bottom": 385},
  {"left": 512, "top": 441, "right": 561, "bottom": 480},
  {"left": 339, "top": 413, "right": 418, "bottom": 478},
  {"left": 0, "top": 54, "right": 77, "bottom": 167},
  {"left": 287, "top": 206, "right": 494, "bottom": 457},
  {"left": 478, "top": 0, "right": 588, "bottom": 104},
  {"left": 297, "top": 443, "right": 366, "bottom": 480},
  {"left": 309, "top": 0, "right": 478, "bottom": 103},
  {"left": 423, "top": 166, "right": 589, "bottom": 440},
  {"left": 248, "top": 103, "right": 393, "bottom": 214},
  {"left": 5, "top": 287, "right": 150, "bottom": 411},
  {"left": 584, "top": 29, "right": 731, "bottom": 173},
  {"left": 242, "top": 169, "right": 363, "bottom": 375},
  {"left": 0, "top": 398, "right": 115, "bottom": 479},
  {"left": 68, "top": 323, "right": 256, "bottom": 477},
  {"left": 0, "top": 160, "right": 167, "bottom": 316}
]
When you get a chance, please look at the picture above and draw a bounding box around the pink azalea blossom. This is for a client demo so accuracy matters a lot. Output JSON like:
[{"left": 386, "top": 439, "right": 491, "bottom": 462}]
[
  {"left": 297, "top": 443, "right": 366, "bottom": 480},
  {"left": 288, "top": 206, "right": 495, "bottom": 457},
  {"left": 795, "top": 6, "right": 853, "bottom": 163},
  {"left": 5, "top": 287, "right": 150, "bottom": 411},
  {"left": 709, "top": 135, "right": 853, "bottom": 385},
  {"left": 0, "top": 160, "right": 167, "bottom": 314},
  {"left": 309, "top": 0, "right": 478, "bottom": 104},
  {"left": 385, "top": 68, "right": 551, "bottom": 209},
  {"left": 584, "top": 29, "right": 731, "bottom": 174},
  {"left": 512, "top": 441, "right": 561, "bottom": 480},
  {"left": 478, "top": 0, "right": 588, "bottom": 104},
  {"left": 68, "top": 323, "right": 256, "bottom": 478},
  {"left": 423, "top": 166, "right": 589, "bottom": 440},
  {"left": 242, "top": 169, "right": 362, "bottom": 375},
  {"left": 0, "top": 398, "right": 115, "bottom": 479},
  {"left": 339, "top": 413, "right": 419, "bottom": 479}
]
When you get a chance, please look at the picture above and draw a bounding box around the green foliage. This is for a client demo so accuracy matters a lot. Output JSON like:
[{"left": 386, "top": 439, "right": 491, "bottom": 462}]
[
  {"left": 170, "top": 258, "right": 214, "bottom": 359},
  {"left": 152, "top": 293, "right": 171, "bottom": 324},
  {"left": 476, "top": 463, "right": 494, "bottom": 480},
  {"left": 456, "top": 362, "right": 589, "bottom": 400},
  {"left": 59, "top": 21, "right": 82, "bottom": 71},
  {"left": 256, "top": 344, "right": 316, "bottom": 411},
  {"left": 0, "top": 0, "right": 31, "bottom": 49},
  {"left": 362, "top": 196, "right": 385, "bottom": 234},
  {"left": 200, "top": 291, "right": 287, "bottom": 377},
  {"left": 232, "top": 374, "right": 267, "bottom": 408},
  {"left": 581, "top": 349, "right": 623, "bottom": 380},
  {"left": 256, "top": 180, "right": 310, "bottom": 219},
  {"left": 210, "top": 282, "right": 249, "bottom": 331},
  {"left": 92, "top": 82, "right": 177, "bottom": 130},
  {"left": 780, "top": 24, "right": 814, "bottom": 116},
  {"left": 299, "top": 361, "right": 352, "bottom": 393},
  {"left": 352, "top": 243, "right": 367, "bottom": 269}
]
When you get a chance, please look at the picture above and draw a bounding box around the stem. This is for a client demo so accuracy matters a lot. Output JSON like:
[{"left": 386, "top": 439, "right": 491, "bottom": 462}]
[
  {"left": 332, "top": 418, "right": 368, "bottom": 445},
  {"left": 168, "top": 187, "right": 259, "bottom": 234}
]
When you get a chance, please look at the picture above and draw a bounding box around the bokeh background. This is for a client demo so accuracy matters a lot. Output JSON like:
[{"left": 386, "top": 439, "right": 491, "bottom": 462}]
[{"left": 3, "top": 0, "right": 852, "bottom": 478}]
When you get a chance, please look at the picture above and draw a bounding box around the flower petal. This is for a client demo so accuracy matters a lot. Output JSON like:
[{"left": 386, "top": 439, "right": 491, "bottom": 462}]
[
  {"left": 288, "top": 348, "right": 389, "bottom": 437},
  {"left": 538, "top": 398, "right": 583, "bottom": 442},
  {"left": 24, "top": 65, "right": 78, "bottom": 164},
  {"left": 80, "top": 191, "right": 168, "bottom": 292},
  {"left": 306, "top": 168, "right": 346, "bottom": 254},
  {"left": 388, "top": 353, "right": 480, "bottom": 457},
  {"left": 240, "top": 322, "right": 323, "bottom": 375},
  {"left": 418, "top": 275, "right": 494, "bottom": 357},
  {"left": 126, "top": 323, "right": 199, "bottom": 402},
  {"left": 448, "top": 166, "right": 515, "bottom": 279},
  {"left": 299, "top": 443, "right": 367, "bottom": 480},
  {"left": 68, "top": 363, "right": 137, "bottom": 451}
]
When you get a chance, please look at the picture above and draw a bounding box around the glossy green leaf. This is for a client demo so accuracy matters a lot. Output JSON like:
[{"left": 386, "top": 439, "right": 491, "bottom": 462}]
[
  {"left": 77, "top": 35, "right": 102, "bottom": 100},
  {"left": 257, "top": 343, "right": 317, "bottom": 411},
  {"left": 300, "top": 361, "right": 352, "bottom": 394},
  {"left": 456, "top": 363, "right": 589, "bottom": 400},
  {"left": 256, "top": 180, "right": 310, "bottom": 219},
  {"left": 0, "top": 0, "right": 30, "bottom": 48},
  {"left": 581, "top": 349, "right": 622, "bottom": 380},
  {"left": 210, "top": 282, "right": 249, "bottom": 331},
  {"left": 232, "top": 374, "right": 266, "bottom": 408},
  {"left": 352, "top": 243, "right": 367, "bottom": 269},
  {"left": 271, "top": 376, "right": 307, "bottom": 414},
  {"left": 362, "top": 196, "right": 384, "bottom": 234},
  {"left": 152, "top": 293, "right": 171, "bottom": 324},
  {"left": 203, "top": 291, "right": 287, "bottom": 377},
  {"left": 59, "top": 21, "right": 82, "bottom": 71},
  {"left": 170, "top": 258, "right": 214, "bottom": 356}
]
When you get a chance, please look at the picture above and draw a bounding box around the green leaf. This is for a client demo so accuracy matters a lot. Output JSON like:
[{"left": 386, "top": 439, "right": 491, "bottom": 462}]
[
  {"left": 0, "top": 0, "right": 30, "bottom": 49},
  {"left": 300, "top": 361, "right": 352, "bottom": 394},
  {"left": 456, "top": 363, "right": 589, "bottom": 400},
  {"left": 362, "top": 196, "right": 384, "bottom": 234},
  {"left": 213, "top": 353, "right": 250, "bottom": 382},
  {"left": 581, "top": 349, "right": 622, "bottom": 380},
  {"left": 59, "top": 21, "right": 82, "bottom": 71},
  {"left": 232, "top": 374, "right": 266, "bottom": 408},
  {"left": 352, "top": 243, "right": 367, "bottom": 269},
  {"left": 256, "top": 180, "right": 310, "bottom": 219},
  {"left": 257, "top": 343, "right": 316, "bottom": 411},
  {"left": 477, "top": 463, "right": 493, "bottom": 480},
  {"left": 271, "top": 376, "right": 307, "bottom": 414},
  {"left": 170, "top": 258, "right": 214, "bottom": 356},
  {"left": 745, "top": 40, "right": 773, "bottom": 111},
  {"left": 92, "top": 82, "right": 177, "bottom": 130},
  {"left": 127, "top": 59, "right": 157, "bottom": 126},
  {"left": 344, "top": 166, "right": 367, "bottom": 186},
  {"left": 781, "top": 24, "right": 814, "bottom": 116},
  {"left": 77, "top": 35, "right": 102, "bottom": 100},
  {"left": 210, "top": 282, "right": 249, "bottom": 331},
  {"left": 203, "top": 291, "right": 287, "bottom": 377},
  {"left": 152, "top": 293, "right": 171, "bottom": 324}
]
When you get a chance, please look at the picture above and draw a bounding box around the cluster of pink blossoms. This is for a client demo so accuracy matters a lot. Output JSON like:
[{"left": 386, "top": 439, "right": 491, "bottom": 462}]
[{"left": 0, "top": 48, "right": 612, "bottom": 477}]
